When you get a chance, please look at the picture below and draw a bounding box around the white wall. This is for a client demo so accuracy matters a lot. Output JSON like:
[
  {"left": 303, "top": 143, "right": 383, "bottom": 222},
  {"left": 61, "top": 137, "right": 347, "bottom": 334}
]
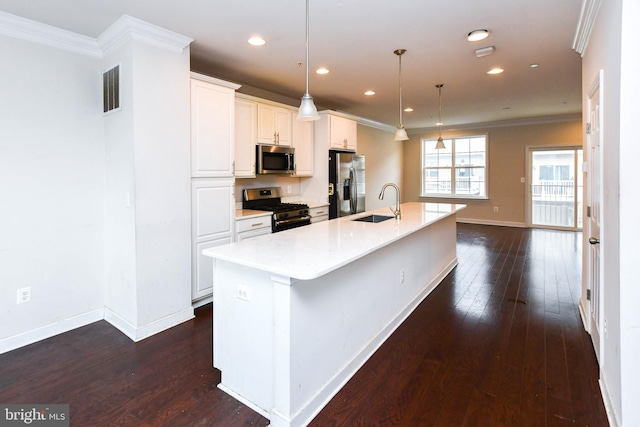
[
  {"left": 582, "top": 0, "right": 640, "bottom": 424},
  {"left": 0, "top": 14, "right": 194, "bottom": 352},
  {"left": 0, "top": 34, "right": 105, "bottom": 349}
]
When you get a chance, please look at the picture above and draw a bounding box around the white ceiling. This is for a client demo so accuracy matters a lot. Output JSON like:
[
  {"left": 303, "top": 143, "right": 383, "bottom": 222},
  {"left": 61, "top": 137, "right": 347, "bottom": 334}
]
[{"left": 0, "top": 0, "right": 584, "bottom": 131}]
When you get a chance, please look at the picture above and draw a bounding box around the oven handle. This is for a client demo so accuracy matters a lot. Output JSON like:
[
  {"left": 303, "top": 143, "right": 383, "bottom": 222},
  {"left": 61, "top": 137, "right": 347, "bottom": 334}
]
[{"left": 275, "top": 215, "right": 312, "bottom": 226}]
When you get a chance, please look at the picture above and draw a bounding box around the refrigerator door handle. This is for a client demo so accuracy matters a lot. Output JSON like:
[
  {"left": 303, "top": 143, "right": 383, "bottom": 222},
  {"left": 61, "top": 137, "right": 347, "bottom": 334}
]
[{"left": 350, "top": 167, "right": 357, "bottom": 214}]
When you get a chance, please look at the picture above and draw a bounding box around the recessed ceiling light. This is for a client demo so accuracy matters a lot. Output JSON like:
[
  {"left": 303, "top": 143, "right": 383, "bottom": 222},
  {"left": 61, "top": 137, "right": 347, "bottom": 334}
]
[
  {"left": 364, "top": 90, "right": 375, "bottom": 96},
  {"left": 404, "top": 107, "right": 413, "bottom": 112},
  {"left": 467, "top": 29, "right": 489, "bottom": 42},
  {"left": 530, "top": 63, "right": 539, "bottom": 68},
  {"left": 487, "top": 67, "right": 504, "bottom": 75},
  {"left": 316, "top": 67, "right": 330, "bottom": 75},
  {"left": 248, "top": 36, "right": 266, "bottom": 46}
]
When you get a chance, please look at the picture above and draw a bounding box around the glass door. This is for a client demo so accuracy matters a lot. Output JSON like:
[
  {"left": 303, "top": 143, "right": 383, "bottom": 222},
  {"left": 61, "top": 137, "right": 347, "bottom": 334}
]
[{"left": 529, "top": 148, "right": 583, "bottom": 230}]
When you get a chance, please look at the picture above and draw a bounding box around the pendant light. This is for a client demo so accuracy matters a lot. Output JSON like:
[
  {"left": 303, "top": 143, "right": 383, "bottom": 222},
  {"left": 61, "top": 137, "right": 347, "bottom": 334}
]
[
  {"left": 297, "top": 0, "right": 320, "bottom": 121},
  {"left": 435, "top": 84, "right": 446, "bottom": 149},
  {"left": 394, "top": 49, "right": 409, "bottom": 141}
]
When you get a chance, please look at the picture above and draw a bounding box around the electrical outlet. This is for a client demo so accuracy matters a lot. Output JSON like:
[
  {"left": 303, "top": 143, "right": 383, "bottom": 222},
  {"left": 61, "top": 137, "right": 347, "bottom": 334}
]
[
  {"left": 17, "top": 287, "right": 31, "bottom": 304},
  {"left": 493, "top": 206, "right": 499, "bottom": 213},
  {"left": 237, "top": 284, "right": 252, "bottom": 301},
  {"left": 400, "top": 269, "right": 405, "bottom": 284},
  {"left": 287, "top": 185, "right": 292, "bottom": 194}
]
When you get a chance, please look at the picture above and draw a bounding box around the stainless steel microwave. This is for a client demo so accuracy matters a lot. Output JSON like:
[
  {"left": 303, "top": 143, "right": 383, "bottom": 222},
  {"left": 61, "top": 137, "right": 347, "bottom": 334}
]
[{"left": 256, "top": 145, "right": 295, "bottom": 175}]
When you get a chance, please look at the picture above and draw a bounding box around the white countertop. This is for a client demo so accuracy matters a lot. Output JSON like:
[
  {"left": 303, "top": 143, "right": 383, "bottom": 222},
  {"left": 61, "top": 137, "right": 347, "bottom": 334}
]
[{"left": 205, "top": 202, "right": 465, "bottom": 280}]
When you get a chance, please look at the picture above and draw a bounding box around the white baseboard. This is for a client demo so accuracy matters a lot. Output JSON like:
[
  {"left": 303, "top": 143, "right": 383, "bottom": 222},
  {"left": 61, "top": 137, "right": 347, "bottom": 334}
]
[
  {"left": 600, "top": 375, "right": 620, "bottom": 427},
  {"left": 1, "top": 305, "right": 195, "bottom": 355},
  {"left": 104, "top": 307, "right": 194, "bottom": 342},
  {"left": 0, "top": 308, "right": 104, "bottom": 355},
  {"left": 192, "top": 294, "right": 213, "bottom": 309},
  {"left": 457, "top": 218, "right": 527, "bottom": 228}
]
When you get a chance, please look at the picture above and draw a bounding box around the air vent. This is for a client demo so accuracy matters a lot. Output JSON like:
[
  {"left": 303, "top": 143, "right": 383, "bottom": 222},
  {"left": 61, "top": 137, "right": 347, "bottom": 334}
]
[{"left": 103, "top": 65, "right": 120, "bottom": 113}]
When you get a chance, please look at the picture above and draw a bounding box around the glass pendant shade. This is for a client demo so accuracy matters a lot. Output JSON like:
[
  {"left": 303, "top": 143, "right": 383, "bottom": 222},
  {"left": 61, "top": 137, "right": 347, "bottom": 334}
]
[
  {"left": 297, "top": 0, "right": 320, "bottom": 121},
  {"left": 297, "top": 93, "right": 319, "bottom": 121},
  {"left": 395, "top": 125, "right": 409, "bottom": 141},
  {"left": 435, "top": 136, "right": 446, "bottom": 149}
]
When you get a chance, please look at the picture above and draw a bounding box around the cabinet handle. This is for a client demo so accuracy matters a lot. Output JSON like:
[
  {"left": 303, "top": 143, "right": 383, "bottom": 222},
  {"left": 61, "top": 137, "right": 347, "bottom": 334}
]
[
  {"left": 251, "top": 222, "right": 265, "bottom": 227},
  {"left": 315, "top": 211, "right": 325, "bottom": 215},
  {"left": 343, "top": 138, "right": 348, "bottom": 147},
  {"left": 273, "top": 131, "right": 277, "bottom": 144}
]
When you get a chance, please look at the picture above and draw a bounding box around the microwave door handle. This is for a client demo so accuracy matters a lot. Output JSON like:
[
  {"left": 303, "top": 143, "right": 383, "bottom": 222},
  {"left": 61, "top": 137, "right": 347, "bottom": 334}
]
[{"left": 288, "top": 153, "right": 293, "bottom": 171}]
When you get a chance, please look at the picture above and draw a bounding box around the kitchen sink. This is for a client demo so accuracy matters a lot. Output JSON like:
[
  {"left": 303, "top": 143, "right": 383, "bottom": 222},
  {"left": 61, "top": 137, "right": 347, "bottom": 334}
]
[{"left": 352, "top": 214, "right": 395, "bottom": 223}]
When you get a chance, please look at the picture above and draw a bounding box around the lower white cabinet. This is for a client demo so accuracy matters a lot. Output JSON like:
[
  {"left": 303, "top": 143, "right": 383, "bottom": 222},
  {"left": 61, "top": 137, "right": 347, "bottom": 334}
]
[
  {"left": 191, "top": 178, "right": 234, "bottom": 301},
  {"left": 236, "top": 214, "right": 271, "bottom": 241},
  {"left": 309, "top": 206, "right": 329, "bottom": 223}
]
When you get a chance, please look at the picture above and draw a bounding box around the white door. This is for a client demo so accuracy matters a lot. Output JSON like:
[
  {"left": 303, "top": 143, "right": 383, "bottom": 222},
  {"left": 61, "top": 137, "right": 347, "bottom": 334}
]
[{"left": 586, "top": 71, "right": 603, "bottom": 362}]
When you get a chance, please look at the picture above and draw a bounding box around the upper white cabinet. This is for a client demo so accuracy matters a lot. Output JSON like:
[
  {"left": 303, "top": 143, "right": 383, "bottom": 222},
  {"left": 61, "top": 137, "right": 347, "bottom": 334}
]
[
  {"left": 190, "top": 74, "right": 240, "bottom": 177},
  {"left": 234, "top": 98, "right": 257, "bottom": 178},
  {"left": 292, "top": 119, "right": 314, "bottom": 176},
  {"left": 257, "top": 104, "right": 293, "bottom": 146},
  {"left": 315, "top": 112, "right": 357, "bottom": 152}
]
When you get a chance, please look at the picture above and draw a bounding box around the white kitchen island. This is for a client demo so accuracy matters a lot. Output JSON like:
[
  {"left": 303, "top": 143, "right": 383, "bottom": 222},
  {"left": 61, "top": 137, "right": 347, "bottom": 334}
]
[{"left": 203, "top": 202, "right": 465, "bottom": 427}]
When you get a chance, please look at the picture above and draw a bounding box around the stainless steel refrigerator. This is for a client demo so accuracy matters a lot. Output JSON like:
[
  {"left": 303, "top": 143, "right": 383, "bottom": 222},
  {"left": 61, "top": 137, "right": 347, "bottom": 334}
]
[{"left": 329, "top": 150, "right": 365, "bottom": 219}]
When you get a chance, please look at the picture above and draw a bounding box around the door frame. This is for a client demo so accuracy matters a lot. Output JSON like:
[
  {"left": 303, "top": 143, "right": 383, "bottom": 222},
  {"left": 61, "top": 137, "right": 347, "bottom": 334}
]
[{"left": 525, "top": 145, "right": 583, "bottom": 230}]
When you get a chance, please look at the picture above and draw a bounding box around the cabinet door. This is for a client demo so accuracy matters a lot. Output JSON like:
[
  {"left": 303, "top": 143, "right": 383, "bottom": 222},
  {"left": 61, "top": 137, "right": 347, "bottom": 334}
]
[
  {"left": 344, "top": 118, "right": 358, "bottom": 151},
  {"left": 191, "top": 79, "right": 235, "bottom": 177},
  {"left": 274, "top": 108, "right": 292, "bottom": 146},
  {"left": 293, "top": 119, "right": 314, "bottom": 176},
  {"left": 191, "top": 179, "right": 234, "bottom": 301},
  {"left": 235, "top": 98, "right": 257, "bottom": 178},
  {"left": 257, "top": 104, "right": 277, "bottom": 145},
  {"left": 193, "top": 236, "right": 232, "bottom": 300},
  {"left": 328, "top": 115, "right": 357, "bottom": 151}
]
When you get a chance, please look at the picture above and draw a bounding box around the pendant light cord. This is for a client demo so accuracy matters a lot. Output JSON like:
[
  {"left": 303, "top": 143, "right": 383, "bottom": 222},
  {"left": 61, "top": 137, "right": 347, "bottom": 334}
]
[{"left": 305, "top": 0, "right": 310, "bottom": 95}]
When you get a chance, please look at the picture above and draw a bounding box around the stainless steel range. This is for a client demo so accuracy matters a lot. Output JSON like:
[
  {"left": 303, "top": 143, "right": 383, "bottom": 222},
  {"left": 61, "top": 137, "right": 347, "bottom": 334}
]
[{"left": 242, "top": 187, "right": 311, "bottom": 233}]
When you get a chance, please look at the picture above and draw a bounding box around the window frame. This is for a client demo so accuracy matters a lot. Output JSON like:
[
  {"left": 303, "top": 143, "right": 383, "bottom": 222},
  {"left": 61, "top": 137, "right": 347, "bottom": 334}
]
[{"left": 420, "top": 134, "right": 489, "bottom": 200}]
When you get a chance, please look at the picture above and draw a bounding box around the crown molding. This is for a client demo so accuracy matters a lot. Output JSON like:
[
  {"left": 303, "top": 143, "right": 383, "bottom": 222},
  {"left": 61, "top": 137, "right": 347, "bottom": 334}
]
[
  {"left": 0, "top": 10, "right": 102, "bottom": 57},
  {"left": 408, "top": 113, "right": 582, "bottom": 135},
  {"left": 573, "top": 0, "right": 602, "bottom": 56},
  {"left": 97, "top": 15, "right": 192, "bottom": 55}
]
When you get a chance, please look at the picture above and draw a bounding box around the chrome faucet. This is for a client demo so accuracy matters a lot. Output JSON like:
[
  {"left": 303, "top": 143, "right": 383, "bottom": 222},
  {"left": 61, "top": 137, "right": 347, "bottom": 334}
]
[{"left": 378, "top": 183, "right": 401, "bottom": 220}]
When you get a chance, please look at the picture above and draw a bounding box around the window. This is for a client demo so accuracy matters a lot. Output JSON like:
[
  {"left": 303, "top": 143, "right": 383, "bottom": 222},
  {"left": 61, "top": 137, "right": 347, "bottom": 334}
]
[{"left": 421, "top": 135, "right": 488, "bottom": 198}]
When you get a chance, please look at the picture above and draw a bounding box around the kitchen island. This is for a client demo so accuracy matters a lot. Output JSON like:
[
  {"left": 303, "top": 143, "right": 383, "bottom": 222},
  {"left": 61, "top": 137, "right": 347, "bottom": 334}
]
[{"left": 203, "top": 202, "right": 465, "bottom": 427}]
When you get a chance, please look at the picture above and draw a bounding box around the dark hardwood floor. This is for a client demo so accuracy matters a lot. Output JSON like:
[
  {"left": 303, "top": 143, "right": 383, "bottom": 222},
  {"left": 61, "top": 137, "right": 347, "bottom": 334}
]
[{"left": 0, "top": 224, "right": 608, "bottom": 426}]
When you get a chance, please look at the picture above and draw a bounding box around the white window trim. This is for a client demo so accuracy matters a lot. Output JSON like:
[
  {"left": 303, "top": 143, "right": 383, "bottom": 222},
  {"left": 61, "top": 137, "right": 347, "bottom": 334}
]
[{"left": 420, "top": 134, "right": 489, "bottom": 200}]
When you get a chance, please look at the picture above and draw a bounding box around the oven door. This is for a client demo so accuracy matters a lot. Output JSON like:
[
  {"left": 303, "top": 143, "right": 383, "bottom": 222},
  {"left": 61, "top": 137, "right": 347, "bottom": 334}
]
[
  {"left": 257, "top": 145, "right": 295, "bottom": 174},
  {"left": 273, "top": 215, "right": 311, "bottom": 233}
]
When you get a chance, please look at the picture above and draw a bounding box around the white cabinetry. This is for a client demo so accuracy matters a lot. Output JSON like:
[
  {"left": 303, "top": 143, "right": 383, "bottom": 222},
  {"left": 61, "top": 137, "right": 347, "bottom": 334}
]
[
  {"left": 323, "top": 113, "right": 357, "bottom": 151},
  {"left": 190, "top": 75, "right": 239, "bottom": 177},
  {"left": 235, "top": 214, "right": 272, "bottom": 241},
  {"left": 235, "top": 98, "right": 257, "bottom": 178},
  {"left": 293, "top": 119, "right": 314, "bottom": 176},
  {"left": 309, "top": 206, "right": 329, "bottom": 223},
  {"left": 258, "top": 103, "right": 292, "bottom": 146},
  {"left": 191, "top": 179, "right": 234, "bottom": 301}
]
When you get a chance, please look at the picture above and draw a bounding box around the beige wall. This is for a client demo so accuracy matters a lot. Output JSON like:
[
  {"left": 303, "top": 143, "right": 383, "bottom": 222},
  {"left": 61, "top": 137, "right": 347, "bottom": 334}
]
[
  {"left": 403, "top": 119, "right": 582, "bottom": 226},
  {"left": 356, "top": 125, "right": 403, "bottom": 211}
]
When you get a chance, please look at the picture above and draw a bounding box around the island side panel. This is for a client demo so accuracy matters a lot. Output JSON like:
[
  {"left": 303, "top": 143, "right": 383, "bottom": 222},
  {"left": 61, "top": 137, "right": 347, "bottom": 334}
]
[
  {"left": 212, "top": 259, "right": 275, "bottom": 418},
  {"left": 285, "top": 214, "right": 458, "bottom": 425}
]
